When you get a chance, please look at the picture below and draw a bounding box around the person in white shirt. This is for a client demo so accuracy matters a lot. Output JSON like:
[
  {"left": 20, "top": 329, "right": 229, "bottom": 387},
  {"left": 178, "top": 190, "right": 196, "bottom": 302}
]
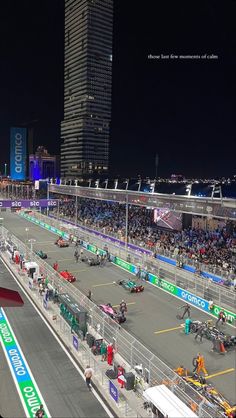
[{"left": 84, "top": 365, "right": 93, "bottom": 390}]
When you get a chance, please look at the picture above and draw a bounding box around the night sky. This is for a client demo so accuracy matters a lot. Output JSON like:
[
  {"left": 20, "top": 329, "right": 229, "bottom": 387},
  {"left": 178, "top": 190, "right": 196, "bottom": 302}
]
[{"left": 0, "top": 0, "right": 235, "bottom": 178}]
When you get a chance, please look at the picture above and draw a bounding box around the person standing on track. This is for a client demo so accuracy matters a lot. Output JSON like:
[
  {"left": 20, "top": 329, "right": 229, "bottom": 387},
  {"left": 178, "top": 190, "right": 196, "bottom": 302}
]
[
  {"left": 84, "top": 365, "right": 93, "bottom": 391},
  {"left": 194, "top": 323, "right": 206, "bottom": 342},
  {"left": 216, "top": 310, "right": 226, "bottom": 327},
  {"left": 120, "top": 300, "right": 127, "bottom": 314},
  {"left": 53, "top": 261, "right": 59, "bottom": 271},
  {"left": 80, "top": 248, "right": 84, "bottom": 260},
  {"left": 195, "top": 353, "right": 208, "bottom": 376},
  {"left": 35, "top": 404, "right": 45, "bottom": 417},
  {"left": 180, "top": 303, "right": 191, "bottom": 319},
  {"left": 74, "top": 249, "right": 79, "bottom": 263}
]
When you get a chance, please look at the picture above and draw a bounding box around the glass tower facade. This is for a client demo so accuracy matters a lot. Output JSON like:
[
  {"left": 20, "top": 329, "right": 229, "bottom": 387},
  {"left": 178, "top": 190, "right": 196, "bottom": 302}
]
[{"left": 61, "top": 0, "right": 113, "bottom": 178}]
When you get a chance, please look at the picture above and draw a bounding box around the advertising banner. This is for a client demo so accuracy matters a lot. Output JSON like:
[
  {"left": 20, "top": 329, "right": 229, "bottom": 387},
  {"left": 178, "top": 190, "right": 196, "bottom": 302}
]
[
  {"left": 115, "top": 257, "right": 134, "bottom": 273},
  {"left": 149, "top": 274, "right": 177, "bottom": 295},
  {"left": 0, "top": 308, "right": 48, "bottom": 417},
  {"left": 0, "top": 199, "right": 58, "bottom": 208},
  {"left": 73, "top": 335, "right": 79, "bottom": 351},
  {"left": 10, "top": 127, "right": 27, "bottom": 180},
  {"left": 109, "top": 380, "right": 119, "bottom": 403},
  {"left": 176, "top": 288, "right": 209, "bottom": 312},
  {"left": 210, "top": 304, "right": 236, "bottom": 324}
]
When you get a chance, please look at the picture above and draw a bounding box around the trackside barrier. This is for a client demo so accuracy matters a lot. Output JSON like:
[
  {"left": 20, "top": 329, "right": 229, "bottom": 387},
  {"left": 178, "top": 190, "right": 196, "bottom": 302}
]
[
  {"left": 1, "top": 226, "right": 217, "bottom": 418},
  {"left": 19, "top": 211, "right": 236, "bottom": 326}
]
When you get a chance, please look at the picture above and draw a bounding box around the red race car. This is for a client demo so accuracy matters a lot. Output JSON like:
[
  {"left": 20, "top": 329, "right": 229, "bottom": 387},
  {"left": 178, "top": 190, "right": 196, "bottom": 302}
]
[
  {"left": 55, "top": 238, "right": 69, "bottom": 248},
  {"left": 60, "top": 271, "right": 76, "bottom": 283}
]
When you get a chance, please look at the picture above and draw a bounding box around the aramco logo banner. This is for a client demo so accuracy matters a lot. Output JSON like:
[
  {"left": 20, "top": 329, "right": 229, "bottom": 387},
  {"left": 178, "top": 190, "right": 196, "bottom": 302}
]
[{"left": 10, "top": 127, "right": 27, "bottom": 180}]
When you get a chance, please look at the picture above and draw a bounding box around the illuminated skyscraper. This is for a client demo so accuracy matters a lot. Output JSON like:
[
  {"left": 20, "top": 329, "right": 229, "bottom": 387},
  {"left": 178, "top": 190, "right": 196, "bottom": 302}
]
[{"left": 61, "top": 0, "right": 113, "bottom": 178}]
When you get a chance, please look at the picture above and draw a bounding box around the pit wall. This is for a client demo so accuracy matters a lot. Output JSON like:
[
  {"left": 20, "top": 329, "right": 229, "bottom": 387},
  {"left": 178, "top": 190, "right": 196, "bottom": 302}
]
[{"left": 19, "top": 212, "right": 236, "bottom": 326}]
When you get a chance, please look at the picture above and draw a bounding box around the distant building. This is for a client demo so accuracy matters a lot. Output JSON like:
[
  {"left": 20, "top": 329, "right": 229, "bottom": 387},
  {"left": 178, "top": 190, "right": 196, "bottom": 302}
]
[
  {"left": 60, "top": 0, "right": 113, "bottom": 178},
  {"left": 29, "top": 146, "right": 59, "bottom": 180}
]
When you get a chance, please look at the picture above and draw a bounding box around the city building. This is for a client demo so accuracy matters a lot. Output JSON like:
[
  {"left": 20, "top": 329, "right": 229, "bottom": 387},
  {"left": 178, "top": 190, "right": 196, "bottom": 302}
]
[
  {"left": 60, "top": 0, "right": 113, "bottom": 178},
  {"left": 29, "top": 146, "right": 59, "bottom": 180}
]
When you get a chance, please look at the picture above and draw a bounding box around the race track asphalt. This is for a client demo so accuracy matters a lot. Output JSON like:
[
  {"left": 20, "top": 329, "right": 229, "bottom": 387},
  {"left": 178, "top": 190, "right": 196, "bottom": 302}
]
[
  {"left": 2, "top": 210, "right": 236, "bottom": 406},
  {"left": 0, "top": 258, "right": 109, "bottom": 418}
]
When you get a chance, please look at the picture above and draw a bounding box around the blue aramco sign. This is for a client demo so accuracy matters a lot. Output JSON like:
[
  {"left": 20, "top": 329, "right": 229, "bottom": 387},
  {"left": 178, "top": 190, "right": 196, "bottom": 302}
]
[
  {"left": 176, "top": 288, "right": 209, "bottom": 312},
  {"left": 10, "top": 127, "right": 27, "bottom": 180}
]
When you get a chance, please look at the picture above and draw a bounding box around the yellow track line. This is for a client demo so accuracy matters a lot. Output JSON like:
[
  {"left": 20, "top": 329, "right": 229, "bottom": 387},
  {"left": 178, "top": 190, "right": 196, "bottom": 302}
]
[
  {"left": 92, "top": 282, "right": 115, "bottom": 288},
  {"left": 205, "top": 368, "right": 235, "bottom": 380},
  {"left": 154, "top": 326, "right": 183, "bottom": 334},
  {"left": 56, "top": 258, "right": 74, "bottom": 262}
]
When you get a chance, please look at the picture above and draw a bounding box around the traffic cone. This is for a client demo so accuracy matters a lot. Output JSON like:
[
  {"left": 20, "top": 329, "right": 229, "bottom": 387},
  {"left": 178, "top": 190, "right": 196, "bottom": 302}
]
[{"left": 220, "top": 342, "right": 227, "bottom": 354}]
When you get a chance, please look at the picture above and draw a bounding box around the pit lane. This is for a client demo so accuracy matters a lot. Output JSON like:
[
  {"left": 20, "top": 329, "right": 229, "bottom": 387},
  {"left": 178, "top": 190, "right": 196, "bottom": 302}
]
[{"left": 2, "top": 210, "right": 236, "bottom": 405}]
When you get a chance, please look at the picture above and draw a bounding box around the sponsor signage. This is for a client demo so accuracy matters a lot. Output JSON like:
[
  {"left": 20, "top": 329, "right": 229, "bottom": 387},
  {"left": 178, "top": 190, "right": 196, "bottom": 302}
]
[
  {"left": 211, "top": 304, "right": 236, "bottom": 324},
  {"left": 10, "top": 127, "right": 27, "bottom": 180},
  {"left": 0, "top": 200, "right": 58, "bottom": 208},
  {"left": 115, "top": 257, "right": 134, "bottom": 273},
  {"left": 109, "top": 380, "right": 119, "bottom": 403},
  {"left": 73, "top": 335, "right": 79, "bottom": 351},
  {"left": 176, "top": 288, "right": 209, "bottom": 312},
  {"left": 149, "top": 274, "right": 177, "bottom": 295},
  {"left": 0, "top": 308, "right": 48, "bottom": 417}
]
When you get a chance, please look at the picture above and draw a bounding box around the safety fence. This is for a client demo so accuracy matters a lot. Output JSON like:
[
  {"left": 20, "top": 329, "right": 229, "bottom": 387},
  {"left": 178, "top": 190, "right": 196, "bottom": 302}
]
[
  {"left": 0, "top": 225, "right": 217, "bottom": 418},
  {"left": 20, "top": 210, "right": 236, "bottom": 317}
]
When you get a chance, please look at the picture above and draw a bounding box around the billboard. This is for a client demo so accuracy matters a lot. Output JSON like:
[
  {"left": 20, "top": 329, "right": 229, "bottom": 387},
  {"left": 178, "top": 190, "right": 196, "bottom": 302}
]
[
  {"left": 10, "top": 127, "right": 27, "bottom": 180},
  {"left": 153, "top": 208, "right": 182, "bottom": 231}
]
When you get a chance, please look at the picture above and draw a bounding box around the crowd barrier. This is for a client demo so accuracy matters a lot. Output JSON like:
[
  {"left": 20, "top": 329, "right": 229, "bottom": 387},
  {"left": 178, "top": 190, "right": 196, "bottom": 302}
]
[{"left": 19, "top": 211, "right": 236, "bottom": 326}]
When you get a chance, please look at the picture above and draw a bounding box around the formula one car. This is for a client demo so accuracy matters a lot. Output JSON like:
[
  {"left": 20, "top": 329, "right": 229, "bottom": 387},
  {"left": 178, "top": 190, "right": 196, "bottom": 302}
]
[
  {"left": 60, "top": 271, "right": 76, "bottom": 283},
  {"left": 175, "top": 370, "right": 236, "bottom": 416},
  {"left": 190, "top": 320, "right": 236, "bottom": 348},
  {"left": 87, "top": 257, "right": 100, "bottom": 266},
  {"left": 118, "top": 279, "right": 144, "bottom": 293},
  {"left": 99, "top": 303, "right": 126, "bottom": 324},
  {"left": 36, "top": 250, "right": 47, "bottom": 259},
  {"left": 55, "top": 238, "right": 69, "bottom": 248}
]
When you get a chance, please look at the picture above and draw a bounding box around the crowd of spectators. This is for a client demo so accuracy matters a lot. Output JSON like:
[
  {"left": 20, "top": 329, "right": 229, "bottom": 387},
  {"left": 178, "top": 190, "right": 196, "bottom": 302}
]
[{"left": 54, "top": 198, "right": 236, "bottom": 274}]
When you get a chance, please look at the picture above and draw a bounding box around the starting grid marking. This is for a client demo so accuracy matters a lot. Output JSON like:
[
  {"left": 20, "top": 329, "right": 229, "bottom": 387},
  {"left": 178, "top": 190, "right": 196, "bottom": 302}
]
[
  {"left": 92, "top": 282, "right": 116, "bottom": 288},
  {"left": 0, "top": 308, "right": 50, "bottom": 418},
  {"left": 154, "top": 325, "right": 184, "bottom": 334},
  {"left": 205, "top": 368, "right": 235, "bottom": 380}
]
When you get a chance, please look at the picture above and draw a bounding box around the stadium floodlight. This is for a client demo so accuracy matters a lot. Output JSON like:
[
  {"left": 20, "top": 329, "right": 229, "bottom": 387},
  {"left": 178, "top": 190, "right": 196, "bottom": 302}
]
[
  {"left": 88, "top": 179, "right": 92, "bottom": 187},
  {"left": 150, "top": 180, "right": 156, "bottom": 193},
  {"left": 137, "top": 179, "right": 142, "bottom": 192},
  {"left": 211, "top": 184, "right": 222, "bottom": 199},
  {"left": 186, "top": 184, "right": 192, "bottom": 197},
  {"left": 124, "top": 179, "right": 129, "bottom": 190},
  {"left": 104, "top": 179, "right": 108, "bottom": 189},
  {"left": 74, "top": 179, "right": 78, "bottom": 187},
  {"left": 114, "top": 179, "right": 118, "bottom": 189},
  {"left": 95, "top": 179, "right": 100, "bottom": 188}
]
